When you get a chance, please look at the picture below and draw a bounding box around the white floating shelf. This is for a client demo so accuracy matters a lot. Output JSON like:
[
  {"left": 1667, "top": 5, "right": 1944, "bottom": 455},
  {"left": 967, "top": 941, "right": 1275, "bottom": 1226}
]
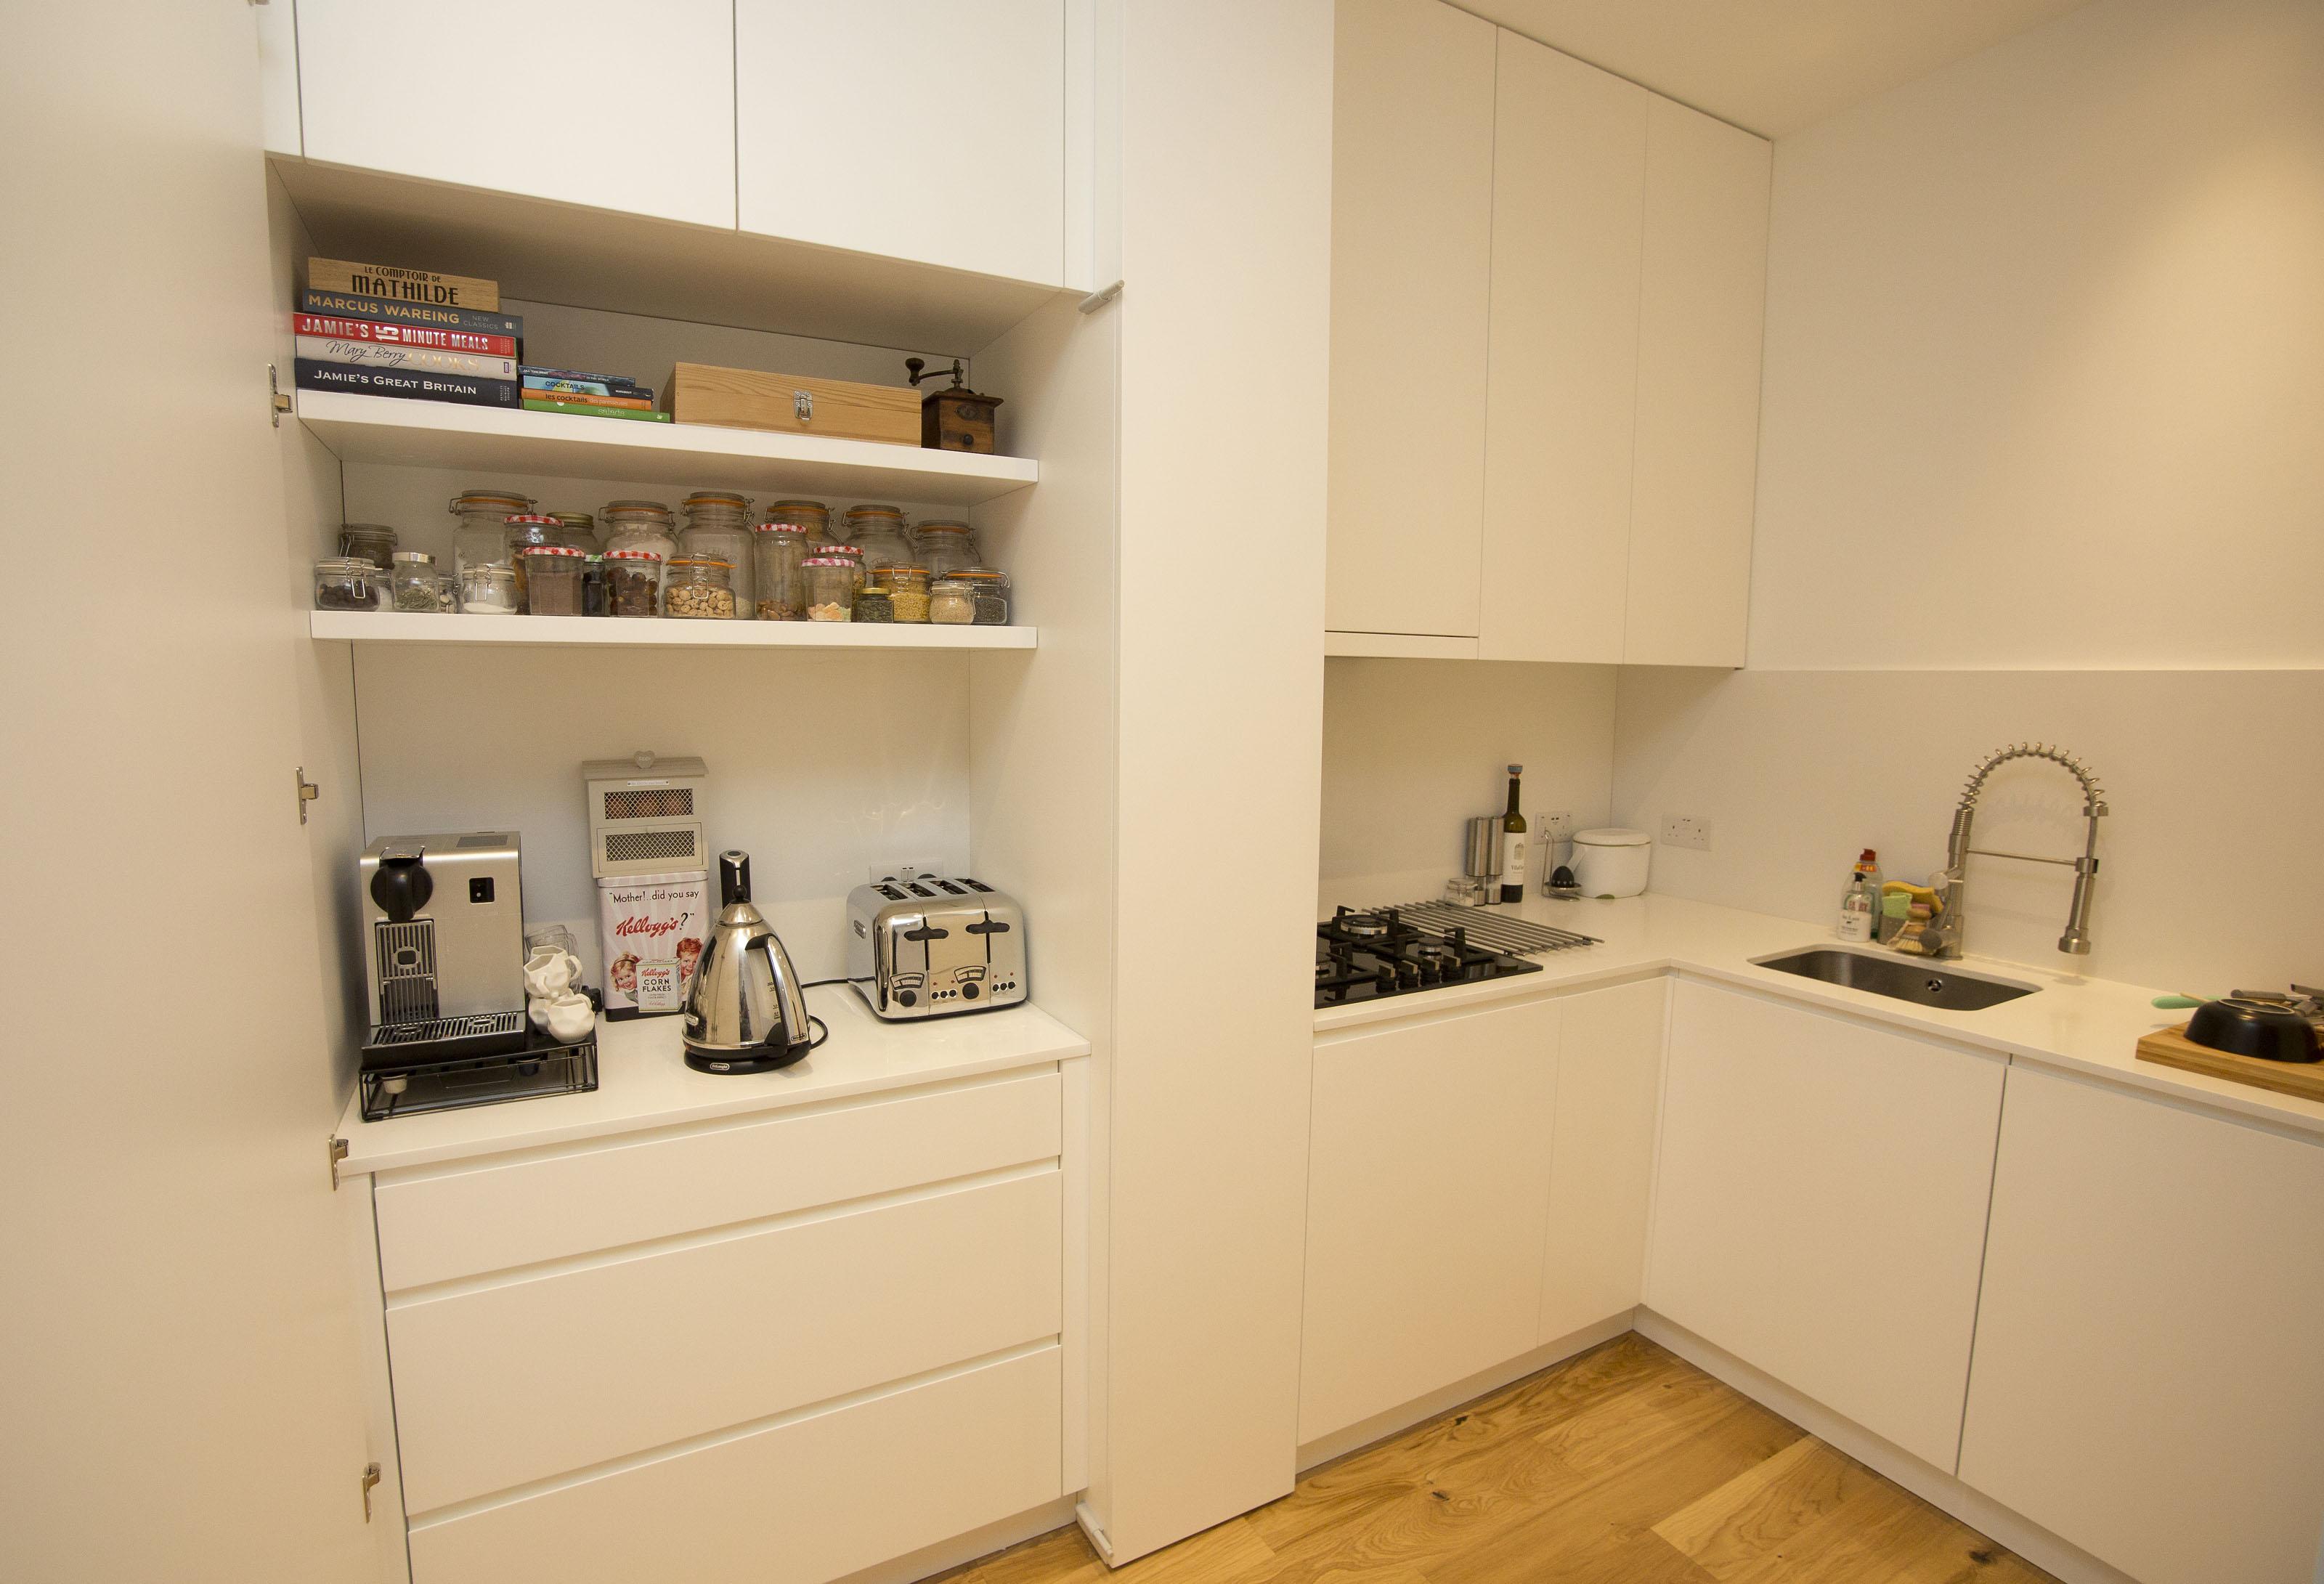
[
  {"left": 310, "top": 611, "right": 1036, "bottom": 651},
  {"left": 294, "top": 390, "right": 1039, "bottom": 505}
]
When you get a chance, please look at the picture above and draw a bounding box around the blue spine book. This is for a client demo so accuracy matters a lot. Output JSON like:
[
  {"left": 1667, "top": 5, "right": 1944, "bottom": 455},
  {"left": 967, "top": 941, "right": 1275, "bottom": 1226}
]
[
  {"left": 294, "top": 359, "right": 520, "bottom": 407},
  {"left": 301, "top": 288, "right": 523, "bottom": 340}
]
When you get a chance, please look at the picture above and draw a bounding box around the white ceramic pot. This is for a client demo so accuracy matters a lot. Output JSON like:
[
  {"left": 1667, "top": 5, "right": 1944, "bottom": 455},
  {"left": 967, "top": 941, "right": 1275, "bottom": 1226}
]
[{"left": 1572, "top": 827, "right": 1652, "bottom": 898}]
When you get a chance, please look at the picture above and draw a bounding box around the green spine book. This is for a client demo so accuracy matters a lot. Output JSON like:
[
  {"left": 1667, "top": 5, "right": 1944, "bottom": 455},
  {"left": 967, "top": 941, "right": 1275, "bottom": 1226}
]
[{"left": 521, "top": 399, "right": 674, "bottom": 423}]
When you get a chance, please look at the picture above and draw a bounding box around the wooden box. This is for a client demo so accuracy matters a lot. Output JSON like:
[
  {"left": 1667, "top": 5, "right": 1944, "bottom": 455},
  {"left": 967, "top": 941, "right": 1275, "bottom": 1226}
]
[
  {"left": 922, "top": 389, "right": 1004, "bottom": 454},
  {"left": 660, "top": 362, "right": 919, "bottom": 446}
]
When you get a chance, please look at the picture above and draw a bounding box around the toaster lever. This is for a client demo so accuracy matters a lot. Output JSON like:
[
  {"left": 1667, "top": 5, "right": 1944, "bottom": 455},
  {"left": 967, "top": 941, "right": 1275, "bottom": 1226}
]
[{"left": 903, "top": 925, "right": 950, "bottom": 942}]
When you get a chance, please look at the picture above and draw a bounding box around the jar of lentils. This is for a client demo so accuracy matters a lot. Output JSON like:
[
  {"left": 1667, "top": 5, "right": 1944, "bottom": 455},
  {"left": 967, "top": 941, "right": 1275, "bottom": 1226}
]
[
  {"left": 521, "top": 544, "right": 588, "bottom": 616},
  {"left": 390, "top": 551, "right": 441, "bottom": 612},
  {"left": 680, "top": 491, "right": 754, "bottom": 618},
  {"left": 885, "top": 566, "right": 933, "bottom": 623},
  {"left": 804, "top": 558, "right": 858, "bottom": 622},
  {"left": 955, "top": 568, "right": 1012, "bottom": 625},
  {"left": 605, "top": 549, "right": 662, "bottom": 617},
  {"left": 663, "top": 558, "right": 736, "bottom": 619},
  {"left": 751, "top": 521, "right": 811, "bottom": 620}
]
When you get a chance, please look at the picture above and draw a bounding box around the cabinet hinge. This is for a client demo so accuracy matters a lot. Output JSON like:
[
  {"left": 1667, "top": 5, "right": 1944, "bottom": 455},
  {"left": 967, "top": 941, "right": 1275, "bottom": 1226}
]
[
  {"left": 330, "top": 1136, "right": 349, "bottom": 1189},
  {"left": 359, "top": 1462, "right": 381, "bottom": 1521},
  {"left": 270, "top": 363, "right": 291, "bottom": 427},
  {"left": 297, "top": 767, "right": 320, "bottom": 824}
]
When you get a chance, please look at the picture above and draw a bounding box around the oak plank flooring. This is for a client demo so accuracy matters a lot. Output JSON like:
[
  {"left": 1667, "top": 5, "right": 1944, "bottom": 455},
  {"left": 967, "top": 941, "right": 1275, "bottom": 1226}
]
[{"left": 943, "top": 1335, "right": 2057, "bottom": 1584}]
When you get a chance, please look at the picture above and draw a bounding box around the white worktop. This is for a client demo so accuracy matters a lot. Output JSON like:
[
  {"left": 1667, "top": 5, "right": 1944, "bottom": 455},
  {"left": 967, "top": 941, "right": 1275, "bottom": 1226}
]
[
  {"left": 336, "top": 987, "right": 1089, "bottom": 1174},
  {"left": 1317, "top": 893, "right": 2324, "bottom": 1140}
]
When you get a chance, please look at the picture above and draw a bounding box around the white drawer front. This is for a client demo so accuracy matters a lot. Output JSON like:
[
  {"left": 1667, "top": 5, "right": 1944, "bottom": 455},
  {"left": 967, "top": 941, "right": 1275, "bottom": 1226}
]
[
  {"left": 408, "top": 1343, "right": 1063, "bottom": 1584},
  {"left": 391, "top": 1168, "right": 1062, "bottom": 1514},
  {"left": 375, "top": 1069, "right": 1061, "bottom": 1290}
]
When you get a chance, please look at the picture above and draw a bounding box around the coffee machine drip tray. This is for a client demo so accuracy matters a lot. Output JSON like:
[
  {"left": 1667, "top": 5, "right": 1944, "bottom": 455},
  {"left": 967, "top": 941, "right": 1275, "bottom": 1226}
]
[{"left": 359, "top": 1020, "right": 598, "bottom": 1121}]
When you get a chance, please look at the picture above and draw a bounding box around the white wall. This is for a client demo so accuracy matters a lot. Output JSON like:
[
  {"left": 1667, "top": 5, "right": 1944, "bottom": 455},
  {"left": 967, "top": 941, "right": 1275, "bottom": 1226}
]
[
  {"left": 1747, "top": 0, "right": 2324, "bottom": 670},
  {"left": 1319, "top": 658, "right": 1617, "bottom": 911}
]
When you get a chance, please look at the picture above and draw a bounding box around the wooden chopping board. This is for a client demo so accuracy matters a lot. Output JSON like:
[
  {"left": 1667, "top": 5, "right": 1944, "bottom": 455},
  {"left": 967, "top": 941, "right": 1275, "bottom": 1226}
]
[{"left": 2136, "top": 1022, "right": 2324, "bottom": 1102}]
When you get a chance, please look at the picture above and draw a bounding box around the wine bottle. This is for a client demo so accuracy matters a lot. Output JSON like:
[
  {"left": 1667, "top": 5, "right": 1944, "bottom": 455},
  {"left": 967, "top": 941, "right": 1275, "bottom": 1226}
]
[{"left": 1500, "top": 765, "right": 1528, "bottom": 904}]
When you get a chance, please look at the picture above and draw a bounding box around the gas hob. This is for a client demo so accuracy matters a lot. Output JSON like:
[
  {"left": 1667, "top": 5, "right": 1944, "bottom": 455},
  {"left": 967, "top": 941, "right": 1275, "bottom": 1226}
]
[{"left": 1315, "top": 903, "right": 1599, "bottom": 1007}]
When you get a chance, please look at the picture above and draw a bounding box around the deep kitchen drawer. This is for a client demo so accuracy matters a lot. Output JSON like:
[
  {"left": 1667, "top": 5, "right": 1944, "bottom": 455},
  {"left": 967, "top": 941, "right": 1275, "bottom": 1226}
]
[
  {"left": 407, "top": 1343, "right": 1063, "bottom": 1584},
  {"left": 390, "top": 1166, "right": 1062, "bottom": 1514},
  {"left": 373, "top": 1068, "right": 1061, "bottom": 1290}
]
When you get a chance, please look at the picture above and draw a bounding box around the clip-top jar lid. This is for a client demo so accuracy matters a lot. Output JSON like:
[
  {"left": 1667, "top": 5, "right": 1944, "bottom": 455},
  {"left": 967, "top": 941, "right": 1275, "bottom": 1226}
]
[
  {"left": 682, "top": 490, "right": 751, "bottom": 508},
  {"left": 451, "top": 490, "right": 532, "bottom": 509},
  {"left": 845, "top": 504, "right": 904, "bottom": 518},
  {"left": 668, "top": 557, "right": 732, "bottom": 570},
  {"left": 1573, "top": 826, "right": 1652, "bottom": 848}
]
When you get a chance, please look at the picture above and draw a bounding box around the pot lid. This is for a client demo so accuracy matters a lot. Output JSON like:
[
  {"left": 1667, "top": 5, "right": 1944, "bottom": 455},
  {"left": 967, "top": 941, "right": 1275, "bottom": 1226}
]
[{"left": 1574, "top": 827, "right": 1651, "bottom": 848}]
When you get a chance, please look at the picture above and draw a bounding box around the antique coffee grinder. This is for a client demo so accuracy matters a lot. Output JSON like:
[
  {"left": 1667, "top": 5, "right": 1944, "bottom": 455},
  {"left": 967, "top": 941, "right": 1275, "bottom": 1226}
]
[{"left": 904, "top": 357, "right": 1004, "bottom": 454}]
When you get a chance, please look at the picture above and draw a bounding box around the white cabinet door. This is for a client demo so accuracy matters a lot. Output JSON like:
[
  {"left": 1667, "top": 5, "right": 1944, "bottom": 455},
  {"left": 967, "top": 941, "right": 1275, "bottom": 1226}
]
[
  {"left": 1538, "top": 978, "right": 1665, "bottom": 1342},
  {"left": 1622, "top": 99, "right": 1769, "bottom": 667},
  {"left": 1479, "top": 34, "right": 1647, "bottom": 665},
  {"left": 734, "top": 1, "right": 1065, "bottom": 285},
  {"left": 296, "top": 1, "right": 736, "bottom": 229},
  {"left": 1645, "top": 980, "right": 2004, "bottom": 1469},
  {"left": 1959, "top": 1069, "right": 2324, "bottom": 1584},
  {"left": 1325, "top": 0, "right": 1495, "bottom": 638},
  {"left": 1300, "top": 995, "right": 1560, "bottom": 1442}
]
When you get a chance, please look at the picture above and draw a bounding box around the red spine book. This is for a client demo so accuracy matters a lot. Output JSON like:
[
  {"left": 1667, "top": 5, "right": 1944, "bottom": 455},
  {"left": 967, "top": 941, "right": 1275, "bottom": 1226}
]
[{"left": 292, "top": 313, "right": 518, "bottom": 357}]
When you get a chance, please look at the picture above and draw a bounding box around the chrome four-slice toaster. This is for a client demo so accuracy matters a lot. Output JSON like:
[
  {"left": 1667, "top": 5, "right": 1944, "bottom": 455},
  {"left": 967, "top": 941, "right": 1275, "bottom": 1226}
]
[{"left": 845, "top": 875, "right": 1028, "bottom": 1019}]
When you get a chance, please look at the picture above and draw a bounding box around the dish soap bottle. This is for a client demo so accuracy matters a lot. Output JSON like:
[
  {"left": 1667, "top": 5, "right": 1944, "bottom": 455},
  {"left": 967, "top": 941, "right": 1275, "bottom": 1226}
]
[{"left": 1838, "top": 871, "right": 1878, "bottom": 942}]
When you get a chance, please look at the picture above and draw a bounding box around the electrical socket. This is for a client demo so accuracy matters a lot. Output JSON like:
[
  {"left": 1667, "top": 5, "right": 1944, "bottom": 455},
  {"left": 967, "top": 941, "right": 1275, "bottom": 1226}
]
[
  {"left": 1537, "top": 811, "right": 1577, "bottom": 842},
  {"left": 1659, "top": 816, "right": 1712, "bottom": 851},
  {"left": 870, "top": 861, "right": 936, "bottom": 883}
]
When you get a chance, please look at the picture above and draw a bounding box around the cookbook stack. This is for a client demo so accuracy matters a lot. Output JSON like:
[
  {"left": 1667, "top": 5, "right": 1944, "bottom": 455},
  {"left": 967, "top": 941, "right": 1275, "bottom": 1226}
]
[
  {"left": 521, "top": 366, "right": 671, "bottom": 423},
  {"left": 295, "top": 257, "right": 524, "bottom": 407}
]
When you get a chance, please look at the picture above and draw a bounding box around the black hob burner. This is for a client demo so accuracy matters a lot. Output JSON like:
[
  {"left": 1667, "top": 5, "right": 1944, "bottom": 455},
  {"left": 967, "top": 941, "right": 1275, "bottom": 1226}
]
[{"left": 1316, "top": 904, "right": 1549, "bottom": 1005}]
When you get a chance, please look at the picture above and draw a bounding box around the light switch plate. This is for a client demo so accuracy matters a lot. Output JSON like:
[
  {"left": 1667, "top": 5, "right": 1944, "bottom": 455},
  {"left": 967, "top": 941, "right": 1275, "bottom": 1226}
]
[{"left": 1660, "top": 816, "right": 1712, "bottom": 850}]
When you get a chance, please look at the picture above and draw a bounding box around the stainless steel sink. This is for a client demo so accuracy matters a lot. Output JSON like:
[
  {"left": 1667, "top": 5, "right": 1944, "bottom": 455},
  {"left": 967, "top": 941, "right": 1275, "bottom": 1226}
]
[{"left": 1752, "top": 948, "right": 2037, "bottom": 1011}]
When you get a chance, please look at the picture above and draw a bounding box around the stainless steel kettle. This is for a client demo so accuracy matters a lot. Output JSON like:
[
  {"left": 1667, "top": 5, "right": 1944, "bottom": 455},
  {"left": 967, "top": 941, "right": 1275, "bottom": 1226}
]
[{"left": 682, "top": 850, "right": 817, "bottom": 1073}]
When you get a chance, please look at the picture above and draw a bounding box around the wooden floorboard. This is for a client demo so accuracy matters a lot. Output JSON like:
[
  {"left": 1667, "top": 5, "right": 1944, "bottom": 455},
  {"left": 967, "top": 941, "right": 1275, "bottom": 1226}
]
[{"left": 943, "top": 1335, "right": 2057, "bottom": 1584}]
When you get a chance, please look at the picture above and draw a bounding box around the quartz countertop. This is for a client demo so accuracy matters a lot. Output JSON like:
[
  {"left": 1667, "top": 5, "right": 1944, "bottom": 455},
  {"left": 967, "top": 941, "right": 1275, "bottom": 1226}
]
[
  {"left": 336, "top": 987, "right": 1090, "bottom": 1174},
  {"left": 1317, "top": 893, "right": 2324, "bottom": 1140}
]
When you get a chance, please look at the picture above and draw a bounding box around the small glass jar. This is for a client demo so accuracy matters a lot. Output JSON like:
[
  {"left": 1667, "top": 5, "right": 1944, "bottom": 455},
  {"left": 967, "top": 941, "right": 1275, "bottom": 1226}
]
[
  {"left": 885, "top": 566, "right": 932, "bottom": 623},
  {"left": 680, "top": 491, "right": 754, "bottom": 618},
  {"left": 912, "top": 519, "right": 982, "bottom": 576},
  {"left": 338, "top": 522, "right": 399, "bottom": 569},
  {"left": 955, "top": 568, "right": 1011, "bottom": 625},
  {"left": 601, "top": 500, "right": 677, "bottom": 597},
  {"left": 502, "top": 513, "right": 561, "bottom": 611},
  {"left": 819, "top": 544, "right": 865, "bottom": 590},
  {"left": 763, "top": 498, "right": 832, "bottom": 551},
  {"left": 434, "top": 574, "right": 458, "bottom": 613},
  {"left": 390, "top": 550, "right": 441, "bottom": 612},
  {"left": 450, "top": 490, "right": 532, "bottom": 602},
  {"left": 458, "top": 563, "right": 519, "bottom": 614},
  {"left": 804, "top": 558, "right": 858, "bottom": 622},
  {"left": 928, "top": 576, "right": 978, "bottom": 625},
  {"left": 581, "top": 554, "right": 607, "bottom": 617},
  {"left": 663, "top": 558, "right": 736, "bottom": 619},
  {"left": 841, "top": 505, "right": 913, "bottom": 572},
  {"left": 852, "top": 586, "right": 895, "bottom": 622},
  {"left": 314, "top": 556, "right": 383, "bottom": 611},
  {"left": 522, "top": 544, "right": 588, "bottom": 616},
  {"left": 605, "top": 549, "right": 663, "bottom": 617},
  {"left": 751, "top": 521, "right": 811, "bottom": 620},
  {"left": 549, "top": 511, "right": 597, "bottom": 551}
]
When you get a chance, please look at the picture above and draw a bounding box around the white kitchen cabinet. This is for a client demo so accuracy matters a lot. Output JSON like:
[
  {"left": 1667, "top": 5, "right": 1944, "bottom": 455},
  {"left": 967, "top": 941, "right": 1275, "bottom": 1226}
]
[
  {"left": 1622, "top": 99, "right": 1769, "bottom": 667},
  {"left": 1644, "top": 980, "right": 2004, "bottom": 1469},
  {"left": 1537, "top": 978, "right": 1665, "bottom": 1342},
  {"left": 1959, "top": 1068, "right": 2324, "bottom": 1584},
  {"left": 1325, "top": 0, "right": 1495, "bottom": 640},
  {"left": 1300, "top": 995, "right": 1561, "bottom": 1442},
  {"left": 1478, "top": 36, "right": 1648, "bottom": 665},
  {"left": 734, "top": 1, "right": 1067, "bottom": 286},
  {"left": 294, "top": 1, "right": 737, "bottom": 230}
]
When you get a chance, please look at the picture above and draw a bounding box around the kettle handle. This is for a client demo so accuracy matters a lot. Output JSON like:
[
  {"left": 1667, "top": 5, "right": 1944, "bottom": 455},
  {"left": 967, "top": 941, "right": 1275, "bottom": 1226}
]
[{"left": 718, "top": 850, "right": 752, "bottom": 907}]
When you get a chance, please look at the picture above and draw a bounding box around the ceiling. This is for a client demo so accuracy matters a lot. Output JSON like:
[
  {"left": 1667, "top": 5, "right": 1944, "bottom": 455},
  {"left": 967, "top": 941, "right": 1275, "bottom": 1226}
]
[{"left": 1452, "top": 0, "right": 2095, "bottom": 137}]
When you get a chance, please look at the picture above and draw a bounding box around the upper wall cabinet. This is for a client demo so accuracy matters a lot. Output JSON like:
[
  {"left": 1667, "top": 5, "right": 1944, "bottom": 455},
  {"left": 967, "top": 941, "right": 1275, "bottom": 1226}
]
[
  {"left": 1325, "top": 0, "right": 1496, "bottom": 641},
  {"left": 1327, "top": 7, "right": 1770, "bottom": 666},
  {"left": 734, "top": 2, "right": 1068, "bottom": 287},
  {"left": 295, "top": 1, "right": 739, "bottom": 230}
]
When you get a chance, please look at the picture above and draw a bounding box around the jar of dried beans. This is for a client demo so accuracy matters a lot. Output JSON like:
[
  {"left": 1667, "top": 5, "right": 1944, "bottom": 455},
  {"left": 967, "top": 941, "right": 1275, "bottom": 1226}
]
[{"left": 662, "top": 558, "right": 736, "bottom": 619}]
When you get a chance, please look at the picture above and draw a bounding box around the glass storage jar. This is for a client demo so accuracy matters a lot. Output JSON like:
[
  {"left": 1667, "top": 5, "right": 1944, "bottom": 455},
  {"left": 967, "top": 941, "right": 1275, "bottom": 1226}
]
[
  {"left": 954, "top": 569, "right": 1012, "bottom": 625},
  {"left": 338, "top": 523, "right": 399, "bottom": 569},
  {"left": 549, "top": 511, "right": 597, "bottom": 551},
  {"left": 841, "top": 505, "right": 913, "bottom": 573},
  {"left": 928, "top": 576, "right": 978, "bottom": 625},
  {"left": 680, "top": 491, "right": 754, "bottom": 618},
  {"left": 458, "top": 563, "right": 519, "bottom": 614},
  {"left": 912, "top": 519, "right": 981, "bottom": 576},
  {"left": 803, "top": 558, "right": 858, "bottom": 622},
  {"left": 502, "top": 513, "right": 560, "bottom": 612},
  {"left": 763, "top": 498, "right": 832, "bottom": 551},
  {"left": 819, "top": 544, "right": 865, "bottom": 588},
  {"left": 314, "top": 556, "right": 383, "bottom": 611},
  {"left": 390, "top": 550, "right": 441, "bottom": 612},
  {"left": 885, "top": 566, "right": 933, "bottom": 623},
  {"left": 449, "top": 489, "right": 532, "bottom": 606},
  {"left": 852, "top": 585, "right": 895, "bottom": 622},
  {"left": 751, "top": 521, "right": 811, "bottom": 620},
  {"left": 604, "top": 549, "right": 663, "bottom": 617},
  {"left": 521, "top": 544, "right": 588, "bottom": 616},
  {"left": 601, "top": 500, "right": 677, "bottom": 598},
  {"left": 663, "top": 558, "right": 736, "bottom": 619}
]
